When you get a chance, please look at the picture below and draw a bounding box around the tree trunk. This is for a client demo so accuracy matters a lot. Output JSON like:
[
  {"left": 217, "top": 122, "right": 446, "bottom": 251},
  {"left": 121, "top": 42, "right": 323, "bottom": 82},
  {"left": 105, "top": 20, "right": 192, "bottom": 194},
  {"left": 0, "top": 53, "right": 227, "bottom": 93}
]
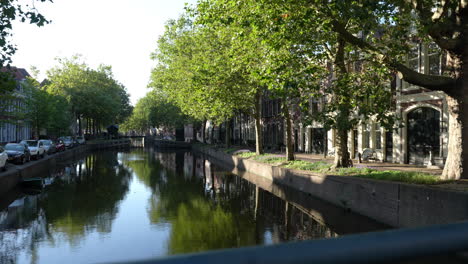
[
  {"left": 282, "top": 101, "right": 294, "bottom": 161},
  {"left": 442, "top": 95, "right": 465, "bottom": 179},
  {"left": 210, "top": 126, "right": 214, "bottom": 144},
  {"left": 225, "top": 120, "right": 231, "bottom": 147},
  {"left": 93, "top": 119, "right": 96, "bottom": 136},
  {"left": 201, "top": 120, "right": 206, "bottom": 143},
  {"left": 333, "top": 128, "right": 352, "bottom": 168},
  {"left": 442, "top": 49, "right": 468, "bottom": 179},
  {"left": 323, "top": 133, "right": 328, "bottom": 158},
  {"left": 254, "top": 90, "right": 264, "bottom": 155},
  {"left": 78, "top": 117, "right": 82, "bottom": 136}
]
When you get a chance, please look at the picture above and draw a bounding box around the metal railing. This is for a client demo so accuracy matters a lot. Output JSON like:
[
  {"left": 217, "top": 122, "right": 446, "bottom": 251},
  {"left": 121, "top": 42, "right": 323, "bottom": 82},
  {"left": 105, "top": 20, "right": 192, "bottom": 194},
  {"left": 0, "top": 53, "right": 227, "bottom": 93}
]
[{"left": 108, "top": 221, "right": 468, "bottom": 264}]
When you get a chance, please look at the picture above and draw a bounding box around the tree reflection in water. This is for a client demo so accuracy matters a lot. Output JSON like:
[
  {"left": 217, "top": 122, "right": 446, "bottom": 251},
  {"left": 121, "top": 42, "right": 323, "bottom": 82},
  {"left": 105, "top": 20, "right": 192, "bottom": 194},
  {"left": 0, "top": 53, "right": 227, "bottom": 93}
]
[
  {"left": 125, "top": 149, "right": 354, "bottom": 256},
  {"left": 124, "top": 149, "right": 257, "bottom": 255},
  {"left": 0, "top": 149, "right": 388, "bottom": 264},
  {"left": 0, "top": 151, "right": 132, "bottom": 263}
]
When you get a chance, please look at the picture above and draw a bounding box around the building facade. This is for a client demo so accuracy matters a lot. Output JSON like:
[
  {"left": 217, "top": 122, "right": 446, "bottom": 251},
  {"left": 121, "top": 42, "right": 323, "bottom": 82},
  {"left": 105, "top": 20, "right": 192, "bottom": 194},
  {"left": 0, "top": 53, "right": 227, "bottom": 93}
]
[
  {"left": 0, "top": 67, "right": 33, "bottom": 144},
  {"left": 191, "top": 41, "right": 446, "bottom": 167}
]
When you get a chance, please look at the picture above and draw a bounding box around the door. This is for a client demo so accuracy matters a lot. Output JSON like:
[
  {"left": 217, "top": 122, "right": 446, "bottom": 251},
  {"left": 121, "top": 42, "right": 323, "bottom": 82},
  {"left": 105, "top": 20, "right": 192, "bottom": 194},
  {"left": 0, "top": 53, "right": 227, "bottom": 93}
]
[
  {"left": 312, "top": 128, "right": 325, "bottom": 154},
  {"left": 407, "top": 107, "right": 440, "bottom": 165}
]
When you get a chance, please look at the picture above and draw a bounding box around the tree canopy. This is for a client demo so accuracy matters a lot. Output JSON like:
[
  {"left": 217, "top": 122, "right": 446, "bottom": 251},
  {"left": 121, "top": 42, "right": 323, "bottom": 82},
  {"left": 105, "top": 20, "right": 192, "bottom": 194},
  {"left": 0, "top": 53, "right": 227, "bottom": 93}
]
[
  {"left": 45, "top": 56, "right": 132, "bottom": 134},
  {"left": 122, "top": 91, "right": 190, "bottom": 134}
]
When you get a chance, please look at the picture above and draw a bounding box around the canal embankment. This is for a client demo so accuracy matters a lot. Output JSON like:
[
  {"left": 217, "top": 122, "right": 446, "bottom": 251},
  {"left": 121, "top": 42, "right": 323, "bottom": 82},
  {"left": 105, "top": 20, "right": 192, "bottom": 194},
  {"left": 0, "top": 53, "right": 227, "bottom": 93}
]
[
  {"left": 0, "top": 139, "right": 131, "bottom": 195},
  {"left": 194, "top": 144, "right": 468, "bottom": 228},
  {"left": 152, "top": 139, "right": 192, "bottom": 149}
]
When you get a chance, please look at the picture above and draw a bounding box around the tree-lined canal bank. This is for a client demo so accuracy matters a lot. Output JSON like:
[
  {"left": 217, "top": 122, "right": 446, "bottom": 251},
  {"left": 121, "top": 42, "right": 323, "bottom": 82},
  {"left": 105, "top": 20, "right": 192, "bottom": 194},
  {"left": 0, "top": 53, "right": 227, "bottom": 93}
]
[
  {"left": 0, "top": 148, "right": 387, "bottom": 264},
  {"left": 194, "top": 145, "right": 468, "bottom": 228}
]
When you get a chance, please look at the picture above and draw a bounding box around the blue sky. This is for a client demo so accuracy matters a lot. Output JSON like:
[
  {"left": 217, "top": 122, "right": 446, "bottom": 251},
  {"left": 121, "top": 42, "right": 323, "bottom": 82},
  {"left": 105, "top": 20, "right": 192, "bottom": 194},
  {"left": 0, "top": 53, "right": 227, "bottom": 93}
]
[{"left": 11, "top": 0, "right": 198, "bottom": 105}]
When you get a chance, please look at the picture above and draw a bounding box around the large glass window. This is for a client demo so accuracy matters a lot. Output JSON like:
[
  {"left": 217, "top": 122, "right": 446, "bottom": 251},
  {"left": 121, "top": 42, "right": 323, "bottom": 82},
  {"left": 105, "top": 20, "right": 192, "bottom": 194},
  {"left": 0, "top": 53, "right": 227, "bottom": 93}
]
[
  {"left": 408, "top": 44, "right": 420, "bottom": 72},
  {"left": 428, "top": 42, "right": 441, "bottom": 75}
]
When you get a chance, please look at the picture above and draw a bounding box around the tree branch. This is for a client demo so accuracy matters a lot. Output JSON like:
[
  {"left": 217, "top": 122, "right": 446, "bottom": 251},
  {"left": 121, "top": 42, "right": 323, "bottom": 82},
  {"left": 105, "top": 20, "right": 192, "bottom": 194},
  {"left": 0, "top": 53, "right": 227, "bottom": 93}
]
[
  {"left": 391, "top": 62, "right": 457, "bottom": 93},
  {"left": 334, "top": 37, "right": 347, "bottom": 74},
  {"left": 331, "top": 20, "right": 457, "bottom": 92},
  {"left": 412, "top": 0, "right": 462, "bottom": 52}
]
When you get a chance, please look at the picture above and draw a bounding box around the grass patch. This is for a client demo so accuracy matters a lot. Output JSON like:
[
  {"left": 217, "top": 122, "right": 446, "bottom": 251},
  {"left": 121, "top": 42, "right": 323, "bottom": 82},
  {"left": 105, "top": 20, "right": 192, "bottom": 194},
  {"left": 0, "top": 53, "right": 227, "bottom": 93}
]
[
  {"left": 283, "top": 160, "right": 332, "bottom": 172},
  {"left": 352, "top": 170, "right": 442, "bottom": 184},
  {"left": 253, "top": 155, "right": 286, "bottom": 164},
  {"left": 236, "top": 152, "right": 257, "bottom": 159},
  {"left": 335, "top": 167, "right": 374, "bottom": 175},
  {"left": 276, "top": 159, "right": 441, "bottom": 185}
]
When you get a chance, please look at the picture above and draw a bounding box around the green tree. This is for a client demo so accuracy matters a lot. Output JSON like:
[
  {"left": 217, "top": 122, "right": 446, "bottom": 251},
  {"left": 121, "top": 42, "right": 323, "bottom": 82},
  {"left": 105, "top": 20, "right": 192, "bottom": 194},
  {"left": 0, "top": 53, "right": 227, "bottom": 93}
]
[
  {"left": 0, "top": 0, "right": 52, "bottom": 99},
  {"left": 46, "top": 56, "right": 131, "bottom": 136},
  {"left": 195, "top": 0, "right": 335, "bottom": 160},
  {"left": 47, "top": 93, "right": 72, "bottom": 137},
  {"left": 122, "top": 91, "right": 190, "bottom": 134},
  {"left": 150, "top": 15, "right": 263, "bottom": 150},
  {"left": 0, "top": 0, "right": 51, "bottom": 67},
  {"left": 22, "top": 77, "right": 53, "bottom": 138},
  {"left": 296, "top": 0, "right": 468, "bottom": 177},
  {"left": 196, "top": 0, "right": 398, "bottom": 166}
]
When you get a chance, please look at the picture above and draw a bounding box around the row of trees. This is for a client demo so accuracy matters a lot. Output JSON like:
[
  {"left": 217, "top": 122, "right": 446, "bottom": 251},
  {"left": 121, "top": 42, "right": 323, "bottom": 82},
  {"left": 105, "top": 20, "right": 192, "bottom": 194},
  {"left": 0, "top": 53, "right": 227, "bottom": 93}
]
[
  {"left": 150, "top": 0, "right": 468, "bottom": 179},
  {"left": 0, "top": 1, "right": 131, "bottom": 139},
  {"left": 22, "top": 77, "right": 72, "bottom": 137},
  {"left": 45, "top": 56, "right": 132, "bottom": 136},
  {"left": 122, "top": 90, "right": 190, "bottom": 135},
  {"left": 1, "top": 56, "right": 132, "bottom": 139}
]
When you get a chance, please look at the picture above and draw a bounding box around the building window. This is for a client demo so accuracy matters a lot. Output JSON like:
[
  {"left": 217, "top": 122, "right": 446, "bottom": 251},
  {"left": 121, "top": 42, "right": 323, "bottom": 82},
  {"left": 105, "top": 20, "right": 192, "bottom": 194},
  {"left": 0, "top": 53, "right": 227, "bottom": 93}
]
[
  {"left": 375, "top": 124, "right": 382, "bottom": 150},
  {"left": 312, "top": 100, "right": 319, "bottom": 114},
  {"left": 408, "top": 44, "right": 421, "bottom": 73},
  {"left": 363, "top": 124, "right": 370, "bottom": 148},
  {"left": 427, "top": 42, "right": 441, "bottom": 75}
]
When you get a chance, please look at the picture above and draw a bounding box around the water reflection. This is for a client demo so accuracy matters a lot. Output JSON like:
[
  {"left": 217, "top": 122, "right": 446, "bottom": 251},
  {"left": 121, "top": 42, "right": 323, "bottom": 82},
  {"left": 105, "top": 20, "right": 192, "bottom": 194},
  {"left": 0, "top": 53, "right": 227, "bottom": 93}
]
[
  {"left": 0, "top": 148, "right": 388, "bottom": 264},
  {"left": 0, "top": 152, "right": 132, "bottom": 264}
]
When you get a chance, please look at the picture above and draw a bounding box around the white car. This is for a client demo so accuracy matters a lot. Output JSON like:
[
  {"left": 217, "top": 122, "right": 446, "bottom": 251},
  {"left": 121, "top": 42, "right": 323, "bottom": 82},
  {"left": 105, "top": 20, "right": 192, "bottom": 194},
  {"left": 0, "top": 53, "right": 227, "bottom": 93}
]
[
  {"left": 0, "top": 146, "right": 7, "bottom": 171},
  {"left": 20, "top": 140, "right": 45, "bottom": 159}
]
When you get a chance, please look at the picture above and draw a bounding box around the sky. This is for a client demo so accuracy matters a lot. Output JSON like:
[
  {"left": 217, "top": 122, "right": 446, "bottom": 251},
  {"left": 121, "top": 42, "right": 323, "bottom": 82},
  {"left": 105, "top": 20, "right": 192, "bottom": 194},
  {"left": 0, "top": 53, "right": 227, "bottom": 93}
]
[{"left": 11, "top": 0, "right": 198, "bottom": 105}]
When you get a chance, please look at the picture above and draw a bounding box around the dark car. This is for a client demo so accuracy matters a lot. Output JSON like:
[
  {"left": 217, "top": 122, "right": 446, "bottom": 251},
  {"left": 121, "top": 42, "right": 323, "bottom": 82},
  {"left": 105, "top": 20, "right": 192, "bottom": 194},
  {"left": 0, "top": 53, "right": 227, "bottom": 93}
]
[
  {"left": 5, "top": 143, "right": 31, "bottom": 164},
  {"left": 54, "top": 140, "right": 66, "bottom": 152}
]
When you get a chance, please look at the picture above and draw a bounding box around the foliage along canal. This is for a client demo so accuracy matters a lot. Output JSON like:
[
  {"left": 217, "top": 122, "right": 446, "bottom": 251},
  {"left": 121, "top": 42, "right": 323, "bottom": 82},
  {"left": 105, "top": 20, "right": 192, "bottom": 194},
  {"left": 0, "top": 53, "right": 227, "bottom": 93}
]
[{"left": 0, "top": 148, "right": 388, "bottom": 264}]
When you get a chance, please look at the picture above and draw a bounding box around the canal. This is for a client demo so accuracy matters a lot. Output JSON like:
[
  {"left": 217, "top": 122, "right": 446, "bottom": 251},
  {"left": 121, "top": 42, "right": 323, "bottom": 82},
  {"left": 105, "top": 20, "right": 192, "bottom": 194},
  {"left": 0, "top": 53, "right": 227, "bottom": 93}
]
[{"left": 0, "top": 148, "right": 388, "bottom": 264}]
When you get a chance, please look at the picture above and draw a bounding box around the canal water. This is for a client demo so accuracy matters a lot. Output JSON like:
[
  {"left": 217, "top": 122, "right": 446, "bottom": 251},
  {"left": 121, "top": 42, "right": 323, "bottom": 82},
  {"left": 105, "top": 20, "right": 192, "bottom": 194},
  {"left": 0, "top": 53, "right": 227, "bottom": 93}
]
[{"left": 0, "top": 148, "right": 388, "bottom": 264}]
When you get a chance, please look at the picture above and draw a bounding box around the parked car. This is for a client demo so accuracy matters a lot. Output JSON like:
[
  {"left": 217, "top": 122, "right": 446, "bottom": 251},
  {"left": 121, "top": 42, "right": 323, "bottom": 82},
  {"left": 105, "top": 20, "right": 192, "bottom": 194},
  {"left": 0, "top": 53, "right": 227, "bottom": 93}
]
[
  {"left": 39, "top": 139, "right": 56, "bottom": 154},
  {"left": 0, "top": 146, "right": 8, "bottom": 171},
  {"left": 76, "top": 136, "right": 86, "bottom": 145},
  {"left": 4, "top": 143, "right": 30, "bottom": 164},
  {"left": 54, "top": 140, "right": 66, "bottom": 152},
  {"left": 20, "top": 140, "right": 45, "bottom": 159},
  {"left": 59, "top": 137, "right": 74, "bottom": 148}
]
